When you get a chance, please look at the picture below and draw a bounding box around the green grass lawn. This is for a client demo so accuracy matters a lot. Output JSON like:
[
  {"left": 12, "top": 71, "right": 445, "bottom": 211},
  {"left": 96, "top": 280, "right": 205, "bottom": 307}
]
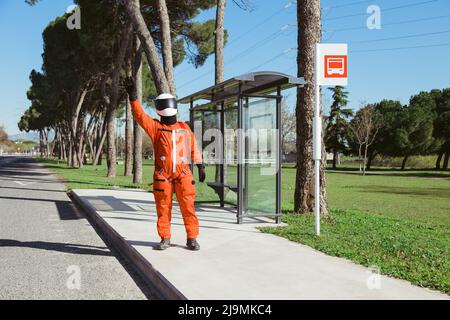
[
  {"left": 40, "top": 157, "right": 450, "bottom": 294},
  {"left": 260, "top": 210, "right": 449, "bottom": 294},
  {"left": 284, "top": 167, "right": 450, "bottom": 226}
]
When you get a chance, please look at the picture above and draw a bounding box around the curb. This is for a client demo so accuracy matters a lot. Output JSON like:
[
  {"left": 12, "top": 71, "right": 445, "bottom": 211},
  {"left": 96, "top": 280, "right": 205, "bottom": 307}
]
[{"left": 69, "top": 190, "right": 187, "bottom": 300}]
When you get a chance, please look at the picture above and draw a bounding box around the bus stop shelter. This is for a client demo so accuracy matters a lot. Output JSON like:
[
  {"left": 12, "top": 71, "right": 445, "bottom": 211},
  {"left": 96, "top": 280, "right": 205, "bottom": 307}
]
[{"left": 179, "top": 71, "right": 305, "bottom": 224}]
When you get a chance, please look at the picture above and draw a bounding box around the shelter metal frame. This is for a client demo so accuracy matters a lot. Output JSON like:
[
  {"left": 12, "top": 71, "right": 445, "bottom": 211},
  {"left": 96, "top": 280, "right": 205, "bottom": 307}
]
[{"left": 179, "top": 72, "right": 306, "bottom": 224}]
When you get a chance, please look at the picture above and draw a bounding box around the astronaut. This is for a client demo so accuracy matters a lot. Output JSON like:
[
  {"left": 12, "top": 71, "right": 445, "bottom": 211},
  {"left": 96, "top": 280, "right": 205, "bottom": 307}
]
[{"left": 125, "top": 77, "right": 205, "bottom": 251}]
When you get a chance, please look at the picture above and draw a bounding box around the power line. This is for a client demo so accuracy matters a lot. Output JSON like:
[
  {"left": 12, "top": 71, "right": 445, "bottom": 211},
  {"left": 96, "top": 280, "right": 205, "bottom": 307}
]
[
  {"left": 180, "top": 47, "right": 295, "bottom": 89},
  {"left": 175, "top": 1, "right": 294, "bottom": 77},
  {"left": 350, "top": 42, "right": 450, "bottom": 53},
  {"left": 225, "top": 24, "right": 294, "bottom": 64},
  {"left": 176, "top": 28, "right": 285, "bottom": 77},
  {"left": 324, "top": 14, "right": 450, "bottom": 33},
  {"left": 323, "top": 0, "right": 440, "bottom": 21},
  {"left": 177, "top": 70, "right": 212, "bottom": 90},
  {"left": 226, "top": 1, "right": 294, "bottom": 47},
  {"left": 177, "top": 25, "right": 295, "bottom": 89},
  {"left": 285, "top": 42, "right": 450, "bottom": 54},
  {"left": 348, "top": 30, "right": 450, "bottom": 44},
  {"left": 281, "top": 64, "right": 297, "bottom": 76},
  {"left": 247, "top": 48, "right": 295, "bottom": 72},
  {"left": 326, "top": 0, "right": 374, "bottom": 9}
]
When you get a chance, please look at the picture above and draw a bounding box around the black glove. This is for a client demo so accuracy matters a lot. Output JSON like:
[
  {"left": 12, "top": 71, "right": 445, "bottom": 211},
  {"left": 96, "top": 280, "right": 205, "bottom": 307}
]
[
  {"left": 197, "top": 164, "right": 206, "bottom": 183},
  {"left": 124, "top": 77, "right": 137, "bottom": 101}
]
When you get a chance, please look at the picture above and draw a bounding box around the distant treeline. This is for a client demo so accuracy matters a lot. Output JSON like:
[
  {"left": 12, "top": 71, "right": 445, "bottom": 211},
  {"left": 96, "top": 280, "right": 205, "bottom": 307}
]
[{"left": 325, "top": 87, "right": 450, "bottom": 171}]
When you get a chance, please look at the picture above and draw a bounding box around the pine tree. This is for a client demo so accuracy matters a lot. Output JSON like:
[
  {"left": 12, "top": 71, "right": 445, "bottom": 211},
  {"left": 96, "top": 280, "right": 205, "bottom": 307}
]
[{"left": 325, "top": 86, "right": 352, "bottom": 169}]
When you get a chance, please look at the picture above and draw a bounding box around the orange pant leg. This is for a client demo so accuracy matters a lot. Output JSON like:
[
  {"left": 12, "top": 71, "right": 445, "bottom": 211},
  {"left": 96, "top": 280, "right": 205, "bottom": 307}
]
[
  {"left": 174, "top": 173, "right": 199, "bottom": 239},
  {"left": 153, "top": 174, "right": 174, "bottom": 239}
]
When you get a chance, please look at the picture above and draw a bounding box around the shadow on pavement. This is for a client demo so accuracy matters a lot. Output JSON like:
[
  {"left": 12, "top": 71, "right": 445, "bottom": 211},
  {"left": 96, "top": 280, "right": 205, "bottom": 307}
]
[
  {"left": 83, "top": 196, "right": 137, "bottom": 212},
  {"left": 55, "top": 200, "right": 84, "bottom": 220},
  {"left": 0, "top": 239, "right": 112, "bottom": 256},
  {"left": 128, "top": 240, "right": 188, "bottom": 250},
  {"left": 0, "top": 169, "right": 50, "bottom": 177},
  {"left": 0, "top": 186, "right": 66, "bottom": 193},
  {"left": 0, "top": 196, "right": 83, "bottom": 220}
]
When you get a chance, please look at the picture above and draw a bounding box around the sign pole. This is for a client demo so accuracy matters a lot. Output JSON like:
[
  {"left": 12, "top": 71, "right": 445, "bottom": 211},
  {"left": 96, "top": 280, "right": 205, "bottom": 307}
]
[
  {"left": 313, "top": 43, "right": 321, "bottom": 236},
  {"left": 313, "top": 43, "right": 347, "bottom": 236}
]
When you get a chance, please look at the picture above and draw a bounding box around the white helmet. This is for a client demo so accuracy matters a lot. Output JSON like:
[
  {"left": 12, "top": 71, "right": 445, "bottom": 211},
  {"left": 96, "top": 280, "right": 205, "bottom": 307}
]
[{"left": 155, "top": 93, "right": 178, "bottom": 117}]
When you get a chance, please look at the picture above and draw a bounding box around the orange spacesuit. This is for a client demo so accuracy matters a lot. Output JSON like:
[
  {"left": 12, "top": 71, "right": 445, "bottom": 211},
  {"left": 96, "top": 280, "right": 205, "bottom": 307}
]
[
  {"left": 125, "top": 78, "right": 205, "bottom": 251},
  {"left": 130, "top": 98, "right": 203, "bottom": 240}
]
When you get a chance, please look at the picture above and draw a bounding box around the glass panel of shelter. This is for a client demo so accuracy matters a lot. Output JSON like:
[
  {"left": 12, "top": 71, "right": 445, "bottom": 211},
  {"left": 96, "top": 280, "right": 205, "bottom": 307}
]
[
  {"left": 191, "top": 100, "right": 239, "bottom": 208},
  {"left": 223, "top": 101, "right": 238, "bottom": 207},
  {"left": 190, "top": 94, "right": 280, "bottom": 221},
  {"left": 192, "top": 105, "right": 221, "bottom": 204},
  {"left": 241, "top": 96, "right": 278, "bottom": 216}
]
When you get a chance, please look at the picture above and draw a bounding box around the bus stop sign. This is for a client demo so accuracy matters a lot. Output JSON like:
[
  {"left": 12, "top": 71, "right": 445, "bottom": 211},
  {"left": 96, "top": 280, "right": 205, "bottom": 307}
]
[
  {"left": 316, "top": 43, "right": 348, "bottom": 86},
  {"left": 313, "top": 43, "right": 348, "bottom": 236}
]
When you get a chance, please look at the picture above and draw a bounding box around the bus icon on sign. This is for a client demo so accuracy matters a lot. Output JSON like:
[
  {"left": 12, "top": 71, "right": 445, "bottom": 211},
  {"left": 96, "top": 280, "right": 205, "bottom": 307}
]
[{"left": 325, "top": 55, "right": 347, "bottom": 78}]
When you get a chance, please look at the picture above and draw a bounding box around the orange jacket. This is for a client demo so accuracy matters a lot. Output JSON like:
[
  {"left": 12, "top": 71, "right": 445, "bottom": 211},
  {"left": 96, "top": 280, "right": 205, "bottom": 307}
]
[{"left": 130, "top": 99, "right": 202, "bottom": 178}]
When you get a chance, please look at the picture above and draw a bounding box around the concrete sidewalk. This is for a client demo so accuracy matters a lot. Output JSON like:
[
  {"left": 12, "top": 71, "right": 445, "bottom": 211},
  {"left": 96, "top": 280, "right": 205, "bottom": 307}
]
[{"left": 71, "top": 188, "right": 448, "bottom": 300}]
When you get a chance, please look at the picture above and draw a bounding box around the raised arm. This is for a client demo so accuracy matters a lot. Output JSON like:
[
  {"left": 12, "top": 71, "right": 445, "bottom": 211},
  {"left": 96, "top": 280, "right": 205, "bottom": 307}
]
[{"left": 129, "top": 99, "right": 157, "bottom": 141}]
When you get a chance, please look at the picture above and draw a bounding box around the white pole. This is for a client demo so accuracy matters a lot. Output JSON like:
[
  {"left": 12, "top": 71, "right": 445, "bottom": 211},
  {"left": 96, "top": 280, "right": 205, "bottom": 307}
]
[{"left": 313, "top": 43, "right": 321, "bottom": 236}]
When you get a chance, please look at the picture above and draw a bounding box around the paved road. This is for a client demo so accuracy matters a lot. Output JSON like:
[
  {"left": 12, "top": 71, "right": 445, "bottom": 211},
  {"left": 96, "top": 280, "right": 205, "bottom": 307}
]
[{"left": 0, "top": 156, "right": 148, "bottom": 299}]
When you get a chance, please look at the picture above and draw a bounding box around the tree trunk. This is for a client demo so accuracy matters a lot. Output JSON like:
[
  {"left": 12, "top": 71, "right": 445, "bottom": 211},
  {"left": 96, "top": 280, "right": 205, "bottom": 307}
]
[
  {"left": 215, "top": 0, "right": 226, "bottom": 85},
  {"left": 75, "top": 115, "right": 86, "bottom": 168},
  {"left": 294, "top": 0, "right": 327, "bottom": 214},
  {"left": 39, "top": 130, "right": 44, "bottom": 157},
  {"left": 69, "top": 89, "right": 88, "bottom": 168},
  {"left": 41, "top": 129, "right": 48, "bottom": 157},
  {"left": 106, "top": 109, "right": 117, "bottom": 175},
  {"left": 124, "top": 99, "right": 133, "bottom": 176},
  {"left": 332, "top": 149, "right": 337, "bottom": 169},
  {"left": 49, "top": 129, "right": 57, "bottom": 158},
  {"left": 215, "top": 0, "right": 226, "bottom": 184},
  {"left": 87, "top": 134, "right": 94, "bottom": 164},
  {"left": 435, "top": 151, "right": 443, "bottom": 170},
  {"left": 88, "top": 118, "right": 100, "bottom": 164},
  {"left": 106, "top": 21, "right": 133, "bottom": 178},
  {"left": 133, "top": 40, "right": 143, "bottom": 184},
  {"left": 93, "top": 114, "right": 107, "bottom": 166},
  {"left": 68, "top": 137, "right": 74, "bottom": 167},
  {"left": 55, "top": 128, "right": 62, "bottom": 160},
  {"left": 363, "top": 143, "right": 369, "bottom": 176},
  {"left": 124, "top": 47, "right": 134, "bottom": 177},
  {"left": 358, "top": 144, "right": 363, "bottom": 172},
  {"left": 43, "top": 130, "right": 47, "bottom": 157},
  {"left": 443, "top": 150, "right": 450, "bottom": 170},
  {"left": 367, "top": 150, "right": 376, "bottom": 170},
  {"left": 401, "top": 155, "right": 409, "bottom": 170},
  {"left": 62, "top": 137, "right": 67, "bottom": 161},
  {"left": 124, "top": 0, "right": 170, "bottom": 94},
  {"left": 61, "top": 128, "right": 67, "bottom": 161},
  {"left": 84, "top": 110, "right": 99, "bottom": 164},
  {"left": 45, "top": 129, "right": 51, "bottom": 157},
  {"left": 320, "top": 121, "right": 328, "bottom": 215},
  {"left": 156, "top": 0, "right": 176, "bottom": 95},
  {"left": 71, "top": 144, "right": 78, "bottom": 168}
]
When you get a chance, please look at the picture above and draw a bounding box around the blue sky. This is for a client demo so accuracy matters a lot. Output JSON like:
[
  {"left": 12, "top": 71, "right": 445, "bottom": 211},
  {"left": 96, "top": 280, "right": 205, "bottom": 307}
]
[{"left": 0, "top": 0, "right": 449, "bottom": 135}]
